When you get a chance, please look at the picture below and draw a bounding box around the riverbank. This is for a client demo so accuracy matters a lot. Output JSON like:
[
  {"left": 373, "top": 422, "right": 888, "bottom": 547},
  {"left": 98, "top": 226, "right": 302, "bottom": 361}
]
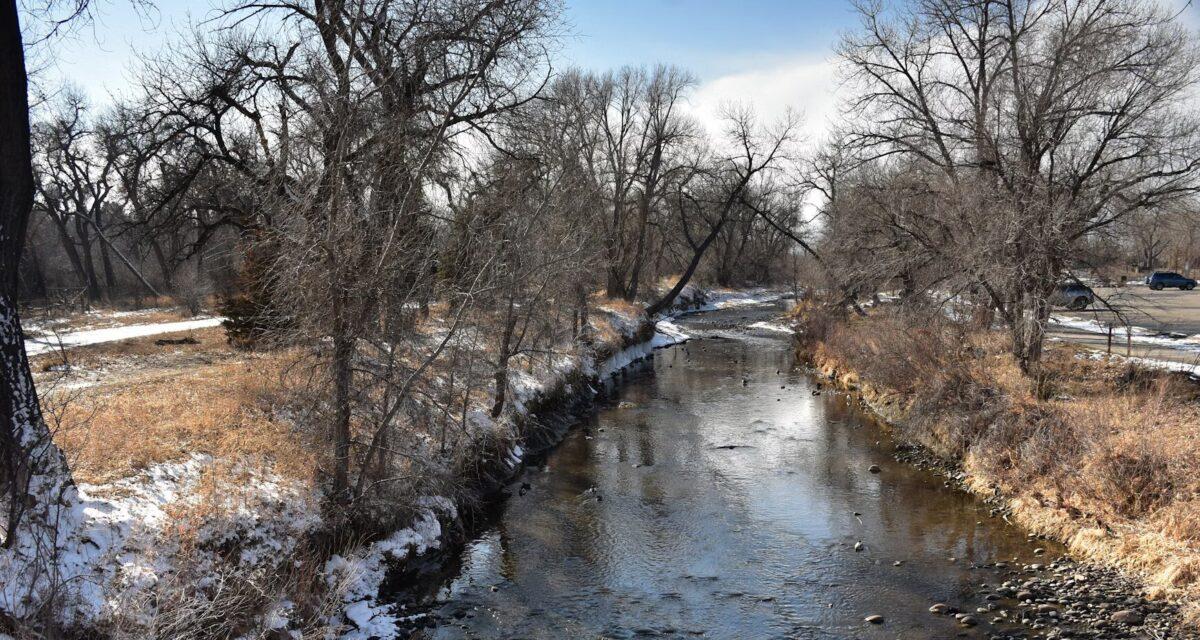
[
  {"left": 9, "top": 286, "right": 797, "bottom": 638},
  {"left": 795, "top": 304, "right": 1200, "bottom": 634}
]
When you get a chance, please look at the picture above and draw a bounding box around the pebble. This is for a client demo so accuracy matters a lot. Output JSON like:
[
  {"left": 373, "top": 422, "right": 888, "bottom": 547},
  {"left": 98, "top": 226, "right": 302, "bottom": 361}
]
[
  {"left": 868, "top": 464, "right": 881, "bottom": 473},
  {"left": 864, "top": 614, "right": 884, "bottom": 624}
]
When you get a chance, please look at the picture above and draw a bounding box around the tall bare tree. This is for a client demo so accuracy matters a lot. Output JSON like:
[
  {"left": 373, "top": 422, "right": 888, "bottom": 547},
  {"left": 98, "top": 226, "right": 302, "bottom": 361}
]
[{"left": 837, "top": 0, "right": 1200, "bottom": 372}]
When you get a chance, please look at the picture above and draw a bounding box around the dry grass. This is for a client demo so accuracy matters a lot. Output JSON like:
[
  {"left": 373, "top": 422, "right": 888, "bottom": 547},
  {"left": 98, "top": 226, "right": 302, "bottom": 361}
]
[
  {"left": 46, "top": 342, "right": 321, "bottom": 485},
  {"left": 800, "top": 306, "right": 1200, "bottom": 619}
]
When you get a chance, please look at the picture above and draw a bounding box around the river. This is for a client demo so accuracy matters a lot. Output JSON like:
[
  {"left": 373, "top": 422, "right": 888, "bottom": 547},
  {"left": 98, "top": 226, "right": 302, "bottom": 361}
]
[{"left": 403, "top": 301, "right": 1061, "bottom": 639}]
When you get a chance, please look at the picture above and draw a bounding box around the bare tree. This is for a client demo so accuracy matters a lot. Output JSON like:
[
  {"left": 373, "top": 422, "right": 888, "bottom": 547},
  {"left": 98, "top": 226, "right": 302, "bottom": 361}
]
[
  {"left": 837, "top": 0, "right": 1200, "bottom": 373},
  {"left": 646, "top": 107, "right": 797, "bottom": 316}
]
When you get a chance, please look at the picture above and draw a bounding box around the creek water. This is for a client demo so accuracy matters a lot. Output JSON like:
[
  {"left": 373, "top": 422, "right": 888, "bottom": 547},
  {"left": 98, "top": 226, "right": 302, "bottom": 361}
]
[{"left": 407, "top": 302, "right": 1057, "bottom": 639}]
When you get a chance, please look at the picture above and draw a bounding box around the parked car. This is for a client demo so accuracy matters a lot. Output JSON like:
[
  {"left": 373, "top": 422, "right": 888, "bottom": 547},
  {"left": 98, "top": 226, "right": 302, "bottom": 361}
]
[
  {"left": 1051, "top": 282, "right": 1095, "bottom": 310},
  {"left": 1145, "top": 271, "right": 1197, "bottom": 290}
]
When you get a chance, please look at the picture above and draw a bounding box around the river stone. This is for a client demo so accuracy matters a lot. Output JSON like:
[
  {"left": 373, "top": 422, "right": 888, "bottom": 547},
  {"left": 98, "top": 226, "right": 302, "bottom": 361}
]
[
  {"left": 929, "top": 603, "right": 949, "bottom": 615},
  {"left": 868, "top": 464, "right": 881, "bottom": 473},
  {"left": 1111, "top": 609, "right": 1144, "bottom": 625},
  {"left": 864, "top": 615, "right": 884, "bottom": 624},
  {"left": 854, "top": 541, "right": 864, "bottom": 551},
  {"left": 959, "top": 615, "right": 978, "bottom": 627}
]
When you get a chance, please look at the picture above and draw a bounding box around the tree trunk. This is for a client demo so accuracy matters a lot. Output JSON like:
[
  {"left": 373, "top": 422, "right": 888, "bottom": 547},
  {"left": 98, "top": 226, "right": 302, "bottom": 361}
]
[
  {"left": 95, "top": 212, "right": 117, "bottom": 298},
  {"left": 1010, "top": 290, "right": 1050, "bottom": 376},
  {"left": 50, "top": 216, "right": 88, "bottom": 295},
  {"left": 491, "top": 298, "right": 516, "bottom": 419},
  {"left": 331, "top": 313, "right": 353, "bottom": 501},
  {"left": 0, "top": 0, "right": 79, "bottom": 579},
  {"left": 645, "top": 218, "right": 726, "bottom": 317},
  {"left": 75, "top": 217, "right": 103, "bottom": 303},
  {"left": 22, "top": 240, "right": 47, "bottom": 300}
]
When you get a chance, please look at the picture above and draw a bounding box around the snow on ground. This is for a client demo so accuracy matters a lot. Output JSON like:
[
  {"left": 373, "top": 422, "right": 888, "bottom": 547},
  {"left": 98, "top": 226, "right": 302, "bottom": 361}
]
[
  {"left": 22, "top": 308, "right": 177, "bottom": 338},
  {"left": 748, "top": 320, "right": 795, "bottom": 334},
  {"left": 1049, "top": 315, "right": 1200, "bottom": 355},
  {"left": 25, "top": 318, "right": 225, "bottom": 356},
  {"left": 1074, "top": 349, "right": 1200, "bottom": 378},
  {"left": 693, "top": 287, "right": 790, "bottom": 313},
  {"left": 324, "top": 497, "right": 456, "bottom": 639},
  {"left": 0, "top": 454, "right": 319, "bottom": 627}
]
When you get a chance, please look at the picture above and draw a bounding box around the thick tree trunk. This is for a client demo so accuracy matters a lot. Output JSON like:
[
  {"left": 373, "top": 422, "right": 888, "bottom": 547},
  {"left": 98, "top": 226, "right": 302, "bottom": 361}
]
[
  {"left": 22, "top": 241, "right": 47, "bottom": 300},
  {"left": 96, "top": 214, "right": 118, "bottom": 297},
  {"left": 150, "top": 238, "right": 175, "bottom": 291},
  {"left": 75, "top": 217, "right": 103, "bottom": 303},
  {"left": 1008, "top": 283, "right": 1052, "bottom": 377},
  {"left": 50, "top": 216, "right": 89, "bottom": 295},
  {"left": 0, "top": 2, "right": 79, "bottom": 614}
]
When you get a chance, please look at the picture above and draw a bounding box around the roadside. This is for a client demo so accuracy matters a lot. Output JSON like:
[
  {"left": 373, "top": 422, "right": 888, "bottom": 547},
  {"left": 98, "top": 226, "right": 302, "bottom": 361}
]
[{"left": 1050, "top": 287, "right": 1200, "bottom": 374}]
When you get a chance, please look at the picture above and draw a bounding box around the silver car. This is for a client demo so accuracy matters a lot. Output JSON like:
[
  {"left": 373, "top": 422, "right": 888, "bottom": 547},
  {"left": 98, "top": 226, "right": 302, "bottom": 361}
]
[{"left": 1050, "top": 283, "right": 1095, "bottom": 310}]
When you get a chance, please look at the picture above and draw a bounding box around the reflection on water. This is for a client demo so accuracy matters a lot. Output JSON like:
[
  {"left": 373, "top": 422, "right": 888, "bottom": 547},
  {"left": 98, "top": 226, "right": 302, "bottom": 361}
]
[{"left": 413, "top": 306, "right": 1053, "bottom": 639}]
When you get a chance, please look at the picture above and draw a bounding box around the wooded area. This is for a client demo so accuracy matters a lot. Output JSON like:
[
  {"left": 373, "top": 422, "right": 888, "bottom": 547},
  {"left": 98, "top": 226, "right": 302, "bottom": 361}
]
[{"left": 2, "top": 0, "right": 1199, "bottom": 636}]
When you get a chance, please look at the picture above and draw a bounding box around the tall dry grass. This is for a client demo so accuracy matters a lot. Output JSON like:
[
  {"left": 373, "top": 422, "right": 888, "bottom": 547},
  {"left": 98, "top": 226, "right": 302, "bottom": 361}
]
[{"left": 51, "top": 351, "right": 321, "bottom": 485}]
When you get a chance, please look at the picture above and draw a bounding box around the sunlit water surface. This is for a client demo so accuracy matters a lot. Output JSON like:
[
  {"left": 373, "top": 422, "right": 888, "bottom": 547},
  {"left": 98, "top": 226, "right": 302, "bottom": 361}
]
[{"left": 407, "top": 303, "right": 1053, "bottom": 639}]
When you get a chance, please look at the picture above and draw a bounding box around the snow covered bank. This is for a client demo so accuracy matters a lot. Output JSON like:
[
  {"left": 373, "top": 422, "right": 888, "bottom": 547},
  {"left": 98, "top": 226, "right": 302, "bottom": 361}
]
[
  {"left": 0, "top": 454, "right": 319, "bottom": 630},
  {"left": 748, "top": 320, "right": 796, "bottom": 334},
  {"left": 323, "top": 293, "right": 711, "bottom": 636},
  {"left": 25, "top": 317, "right": 225, "bottom": 356},
  {"left": 675, "top": 287, "right": 791, "bottom": 315}
]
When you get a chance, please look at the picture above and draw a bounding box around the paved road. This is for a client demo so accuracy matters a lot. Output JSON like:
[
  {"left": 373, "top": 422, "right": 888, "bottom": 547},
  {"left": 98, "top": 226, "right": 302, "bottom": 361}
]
[{"left": 1051, "top": 286, "right": 1200, "bottom": 369}]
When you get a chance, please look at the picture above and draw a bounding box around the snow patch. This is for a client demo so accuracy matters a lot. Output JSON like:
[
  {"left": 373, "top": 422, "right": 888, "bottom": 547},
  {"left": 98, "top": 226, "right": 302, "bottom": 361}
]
[
  {"left": 25, "top": 318, "right": 225, "bottom": 356},
  {"left": 748, "top": 321, "right": 795, "bottom": 334},
  {"left": 325, "top": 497, "right": 456, "bottom": 639}
]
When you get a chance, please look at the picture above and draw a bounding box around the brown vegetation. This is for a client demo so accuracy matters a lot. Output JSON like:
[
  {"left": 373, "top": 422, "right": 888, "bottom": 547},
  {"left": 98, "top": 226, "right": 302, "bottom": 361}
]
[
  {"left": 36, "top": 331, "right": 320, "bottom": 486},
  {"left": 797, "top": 306, "right": 1200, "bottom": 622}
]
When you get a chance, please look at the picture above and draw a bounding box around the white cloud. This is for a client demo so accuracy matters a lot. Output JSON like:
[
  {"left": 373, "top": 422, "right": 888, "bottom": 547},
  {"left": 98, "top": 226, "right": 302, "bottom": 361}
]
[{"left": 687, "top": 53, "right": 843, "bottom": 150}]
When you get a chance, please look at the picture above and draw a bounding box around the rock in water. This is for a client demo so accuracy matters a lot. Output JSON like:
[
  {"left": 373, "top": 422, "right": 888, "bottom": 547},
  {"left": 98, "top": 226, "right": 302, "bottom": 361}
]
[
  {"left": 868, "top": 464, "right": 881, "bottom": 473},
  {"left": 864, "top": 615, "right": 884, "bottom": 624}
]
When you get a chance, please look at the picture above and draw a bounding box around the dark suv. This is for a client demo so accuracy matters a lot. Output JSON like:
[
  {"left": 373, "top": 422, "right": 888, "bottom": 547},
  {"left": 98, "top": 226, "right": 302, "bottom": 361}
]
[{"left": 1146, "top": 271, "right": 1197, "bottom": 291}]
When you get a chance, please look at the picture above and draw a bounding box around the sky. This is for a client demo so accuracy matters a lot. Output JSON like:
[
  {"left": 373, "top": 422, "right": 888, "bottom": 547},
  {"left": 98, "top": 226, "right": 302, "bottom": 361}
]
[
  {"left": 26, "top": 0, "right": 1200, "bottom": 146},
  {"left": 29, "top": 0, "right": 859, "bottom": 143}
]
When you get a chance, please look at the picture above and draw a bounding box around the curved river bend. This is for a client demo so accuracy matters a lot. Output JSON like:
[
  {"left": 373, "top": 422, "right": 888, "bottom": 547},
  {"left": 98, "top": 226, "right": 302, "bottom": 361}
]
[{"left": 406, "top": 303, "right": 1056, "bottom": 639}]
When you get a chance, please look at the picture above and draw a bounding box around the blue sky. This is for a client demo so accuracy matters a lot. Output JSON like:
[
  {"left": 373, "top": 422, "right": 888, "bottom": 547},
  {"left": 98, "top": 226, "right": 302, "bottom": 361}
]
[
  {"left": 32, "top": 1, "right": 853, "bottom": 100},
  {"left": 560, "top": 1, "right": 856, "bottom": 76},
  {"left": 25, "top": 0, "right": 1200, "bottom": 144}
]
